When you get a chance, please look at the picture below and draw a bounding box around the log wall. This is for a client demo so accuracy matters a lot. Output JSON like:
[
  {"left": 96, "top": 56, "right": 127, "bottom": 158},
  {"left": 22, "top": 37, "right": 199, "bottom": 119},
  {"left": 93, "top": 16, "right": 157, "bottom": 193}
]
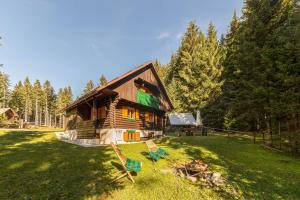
[
  {"left": 115, "top": 100, "right": 164, "bottom": 130},
  {"left": 97, "top": 97, "right": 111, "bottom": 129}
]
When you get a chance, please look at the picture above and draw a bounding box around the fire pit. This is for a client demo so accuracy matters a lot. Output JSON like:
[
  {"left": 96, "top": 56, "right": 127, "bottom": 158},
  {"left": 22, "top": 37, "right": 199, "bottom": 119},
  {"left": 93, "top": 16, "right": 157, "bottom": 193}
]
[{"left": 170, "top": 160, "right": 226, "bottom": 187}]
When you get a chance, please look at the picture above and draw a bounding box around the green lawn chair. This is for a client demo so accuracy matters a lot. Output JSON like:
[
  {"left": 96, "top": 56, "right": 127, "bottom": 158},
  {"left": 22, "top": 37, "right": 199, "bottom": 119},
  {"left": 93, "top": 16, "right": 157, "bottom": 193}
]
[
  {"left": 146, "top": 140, "right": 168, "bottom": 161},
  {"left": 111, "top": 143, "right": 142, "bottom": 183}
]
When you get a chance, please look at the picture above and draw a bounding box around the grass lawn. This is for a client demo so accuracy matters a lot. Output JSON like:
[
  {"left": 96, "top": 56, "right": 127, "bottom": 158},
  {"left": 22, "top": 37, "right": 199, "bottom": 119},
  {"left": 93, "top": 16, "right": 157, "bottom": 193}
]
[{"left": 0, "top": 130, "right": 299, "bottom": 200}]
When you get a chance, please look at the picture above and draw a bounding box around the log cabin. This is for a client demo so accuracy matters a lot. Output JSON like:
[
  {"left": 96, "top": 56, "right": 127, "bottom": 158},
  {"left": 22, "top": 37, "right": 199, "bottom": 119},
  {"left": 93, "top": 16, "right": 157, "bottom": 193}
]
[
  {"left": 0, "top": 108, "right": 18, "bottom": 123},
  {"left": 63, "top": 61, "right": 173, "bottom": 144}
]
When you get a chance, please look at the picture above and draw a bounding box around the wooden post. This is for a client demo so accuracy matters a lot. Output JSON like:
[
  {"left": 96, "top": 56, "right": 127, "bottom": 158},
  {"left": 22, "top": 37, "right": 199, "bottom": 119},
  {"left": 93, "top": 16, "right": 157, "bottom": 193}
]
[
  {"left": 91, "top": 99, "right": 97, "bottom": 121},
  {"left": 63, "top": 113, "right": 66, "bottom": 130},
  {"left": 109, "top": 95, "right": 120, "bottom": 129},
  {"left": 109, "top": 97, "right": 114, "bottom": 128}
]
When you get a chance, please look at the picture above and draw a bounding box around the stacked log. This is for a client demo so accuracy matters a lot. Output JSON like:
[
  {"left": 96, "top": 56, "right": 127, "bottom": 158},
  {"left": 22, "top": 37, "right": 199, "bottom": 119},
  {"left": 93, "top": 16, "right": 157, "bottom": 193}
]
[
  {"left": 172, "top": 160, "right": 225, "bottom": 187},
  {"left": 77, "top": 120, "right": 96, "bottom": 139}
]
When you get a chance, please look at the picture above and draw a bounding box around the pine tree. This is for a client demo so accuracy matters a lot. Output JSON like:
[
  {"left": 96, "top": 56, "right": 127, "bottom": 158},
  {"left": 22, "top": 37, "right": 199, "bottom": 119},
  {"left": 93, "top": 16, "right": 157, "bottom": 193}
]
[
  {"left": 153, "top": 59, "right": 167, "bottom": 82},
  {"left": 221, "top": 10, "right": 241, "bottom": 129},
  {"left": 262, "top": 0, "right": 300, "bottom": 149},
  {"left": 0, "top": 72, "right": 10, "bottom": 108},
  {"left": 172, "top": 21, "right": 203, "bottom": 111},
  {"left": 9, "top": 81, "right": 25, "bottom": 118},
  {"left": 83, "top": 80, "right": 94, "bottom": 94},
  {"left": 23, "top": 77, "right": 32, "bottom": 123},
  {"left": 32, "top": 80, "right": 43, "bottom": 125},
  {"left": 55, "top": 86, "right": 73, "bottom": 128},
  {"left": 43, "top": 80, "right": 55, "bottom": 126},
  {"left": 99, "top": 74, "right": 108, "bottom": 86},
  {"left": 165, "top": 21, "right": 224, "bottom": 115},
  {"left": 221, "top": 0, "right": 299, "bottom": 149}
]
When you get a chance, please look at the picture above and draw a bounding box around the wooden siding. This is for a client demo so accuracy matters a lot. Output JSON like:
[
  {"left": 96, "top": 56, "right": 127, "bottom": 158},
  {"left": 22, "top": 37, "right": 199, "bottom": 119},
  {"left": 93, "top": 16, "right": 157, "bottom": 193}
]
[
  {"left": 77, "top": 103, "right": 91, "bottom": 121},
  {"left": 96, "top": 97, "right": 111, "bottom": 129},
  {"left": 109, "top": 66, "right": 171, "bottom": 111},
  {"left": 115, "top": 100, "right": 164, "bottom": 130}
]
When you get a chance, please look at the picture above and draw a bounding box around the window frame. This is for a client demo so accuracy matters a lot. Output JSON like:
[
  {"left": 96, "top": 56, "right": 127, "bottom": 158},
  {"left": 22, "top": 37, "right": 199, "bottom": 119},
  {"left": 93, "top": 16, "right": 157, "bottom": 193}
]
[{"left": 127, "top": 107, "right": 135, "bottom": 120}]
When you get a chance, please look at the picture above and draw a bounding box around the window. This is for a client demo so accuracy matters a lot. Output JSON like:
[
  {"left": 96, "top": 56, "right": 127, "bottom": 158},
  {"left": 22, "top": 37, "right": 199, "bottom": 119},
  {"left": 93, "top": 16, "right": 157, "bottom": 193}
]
[
  {"left": 127, "top": 108, "right": 135, "bottom": 119},
  {"left": 97, "top": 106, "right": 107, "bottom": 119},
  {"left": 149, "top": 113, "right": 155, "bottom": 122},
  {"left": 145, "top": 112, "right": 156, "bottom": 123},
  {"left": 145, "top": 112, "right": 150, "bottom": 122},
  {"left": 122, "top": 107, "right": 140, "bottom": 121}
]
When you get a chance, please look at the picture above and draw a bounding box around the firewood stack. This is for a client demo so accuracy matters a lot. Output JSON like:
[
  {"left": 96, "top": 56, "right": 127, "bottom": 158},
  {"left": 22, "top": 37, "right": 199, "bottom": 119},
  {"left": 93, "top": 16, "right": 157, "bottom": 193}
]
[{"left": 173, "top": 160, "right": 226, "bottom": 187}]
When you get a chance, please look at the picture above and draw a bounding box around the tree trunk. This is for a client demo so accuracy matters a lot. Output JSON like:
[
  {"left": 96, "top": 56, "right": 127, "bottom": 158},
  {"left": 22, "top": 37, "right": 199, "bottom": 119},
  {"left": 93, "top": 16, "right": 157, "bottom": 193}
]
[
  {"left": 254, "top": 118, "right": 260, "bottom": 144},
  {"left": 59, "top": 114, "right": 62, "bottom": 128},
  {"left": 268, "top": 118, "right": 273, "bottom": 147},
  {"left": 3, "top": 86, "right": 6, "bottom": 108},
  {"left": 45, "top": 101, "right": 48, "bottom": 127},
  {"left": 49, "top": 113, "right": 52, "bottom": 127},
  {"left": 292, "top": 114, "right": 298, "bottom": 154},
  {"left": 54, "top": 112, "right": 57, "bottom": 128},
  {"left": 24, "top": 98, "right": 28, "bottom": 123},
  {"left": 287, "top": 120, "right": 292, "bottom": 152},
  {"left": 35, "top": 99, "right": 39, "bottom": 126},
  {"left": 39, "top": 111, "right": 42, "bottom": 126},
  {"left": 278, "top": 120, "right": 281, "bottom": 150}
]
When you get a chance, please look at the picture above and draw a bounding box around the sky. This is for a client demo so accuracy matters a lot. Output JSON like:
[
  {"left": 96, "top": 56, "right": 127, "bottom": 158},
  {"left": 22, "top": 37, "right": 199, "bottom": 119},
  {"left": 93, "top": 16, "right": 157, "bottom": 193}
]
[{"left": 0, "top": 0, "right": 243, "bottom": 97}]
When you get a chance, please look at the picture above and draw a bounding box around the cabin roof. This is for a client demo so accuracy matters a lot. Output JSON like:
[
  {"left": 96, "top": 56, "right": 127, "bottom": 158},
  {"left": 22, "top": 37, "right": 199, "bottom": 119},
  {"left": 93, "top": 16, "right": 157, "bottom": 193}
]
[
  {"left": 168, "top": 113, "right": 196, "bottom": 126},
  {"left": 0, "top": 108, "right": 17, "bottom": 117},
  {"left": 63, "top": 61, "right": 173, "bottom": 111}
]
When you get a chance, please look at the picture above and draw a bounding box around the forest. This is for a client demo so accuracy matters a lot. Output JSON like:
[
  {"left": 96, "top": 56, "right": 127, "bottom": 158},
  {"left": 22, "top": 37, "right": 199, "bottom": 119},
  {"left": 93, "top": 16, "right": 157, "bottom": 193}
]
[
  {"left": 155, "top": 0, "right": 300, "bottom": 153},
  {"left": 0, "top": 67, "right": 107, "bottom": 127}
]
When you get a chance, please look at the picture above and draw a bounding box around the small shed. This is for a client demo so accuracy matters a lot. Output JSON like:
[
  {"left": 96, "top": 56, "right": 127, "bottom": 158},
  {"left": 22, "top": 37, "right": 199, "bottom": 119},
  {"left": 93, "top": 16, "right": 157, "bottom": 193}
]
[
  {"left": 168, "top": 113, "right": 196, "bottom": 126},
  {"left": 168, "top": 113, "right": 197, "bottom": 136},
  {"left": 0, "top": 108, "right": 18, "bottom": 122}
]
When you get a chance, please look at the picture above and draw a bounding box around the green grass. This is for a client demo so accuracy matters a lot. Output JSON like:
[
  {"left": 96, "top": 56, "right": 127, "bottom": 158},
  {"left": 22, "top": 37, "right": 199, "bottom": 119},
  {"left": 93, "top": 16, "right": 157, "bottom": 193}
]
[{"left": 0, "top": 130, "right": 299, "bottom": 199}]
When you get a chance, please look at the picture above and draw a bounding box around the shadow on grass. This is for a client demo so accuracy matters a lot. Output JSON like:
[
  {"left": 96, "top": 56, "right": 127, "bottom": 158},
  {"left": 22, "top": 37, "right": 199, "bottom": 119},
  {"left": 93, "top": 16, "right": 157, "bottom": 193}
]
[
  {"left": 160, "top": 135, "right": 300, "bottom": 200},
  {"left": 0, "top": 130, "right": 123, "bottom": 199}
]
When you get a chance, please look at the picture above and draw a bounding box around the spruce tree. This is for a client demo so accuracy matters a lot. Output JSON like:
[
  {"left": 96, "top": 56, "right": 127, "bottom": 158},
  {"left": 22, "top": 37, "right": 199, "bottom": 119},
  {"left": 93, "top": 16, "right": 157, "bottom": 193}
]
[
  {"left": 43, "top": 80, "right": 55, "bottom": 126},
  {"left": 153, "top": 59, "right": 167, "bottom": 82},
  {"left": 165, "top": 21, "right": 224, "bottom": 115},
  {"left": 222, "top": 10, "right": 241, "bottom": 129},
  {"left": 32, "top": 80, "right": 43, "bottom": 125},
  {"left": 23, "top": 77, "right": 32, "bottom": 123},
  {"left": 9, "top": 81, "right": 25, "bottom": 117},
  {"left": 83, "top": 80, "right": 94, "bottom": 94},
  {"left": 0, "top": 72, "right": 10, "bottom": 108},
  {"left": 99, "top": 74, "right": 108, "bottom": 86}
]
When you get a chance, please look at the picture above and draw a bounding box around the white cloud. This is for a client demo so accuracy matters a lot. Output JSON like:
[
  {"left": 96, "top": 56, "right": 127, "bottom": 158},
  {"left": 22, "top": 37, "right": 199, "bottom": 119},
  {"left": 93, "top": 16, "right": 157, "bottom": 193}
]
[
  {"left": 156, "top": 32, "right": 171, "bottom": 40},
  {"left": 176, "top": 33, "right": 183, "bottom": 39}
]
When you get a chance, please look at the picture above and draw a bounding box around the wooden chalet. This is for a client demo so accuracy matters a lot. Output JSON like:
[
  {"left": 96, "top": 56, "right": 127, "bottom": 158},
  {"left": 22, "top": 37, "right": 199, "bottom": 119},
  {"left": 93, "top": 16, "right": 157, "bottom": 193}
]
[
  {"left": 0, "top": 108, "right": 18, "bottom": 122},
  {"left": 63, "top": 61, "right": 173, "bottom": 144}
]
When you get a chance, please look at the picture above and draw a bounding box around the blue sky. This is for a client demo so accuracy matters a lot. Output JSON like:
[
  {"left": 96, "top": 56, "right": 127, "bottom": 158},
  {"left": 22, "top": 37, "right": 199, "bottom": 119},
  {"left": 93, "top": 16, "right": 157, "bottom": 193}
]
[{"left": 0, "top": 0, "right": 243, "bottom": 97}]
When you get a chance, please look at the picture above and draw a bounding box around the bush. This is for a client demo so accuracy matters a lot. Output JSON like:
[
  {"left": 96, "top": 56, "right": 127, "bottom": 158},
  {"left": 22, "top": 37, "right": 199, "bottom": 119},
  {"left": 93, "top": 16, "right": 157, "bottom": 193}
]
[{"left": 0, "top": 123, "right": 19, "bottom": 128}]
